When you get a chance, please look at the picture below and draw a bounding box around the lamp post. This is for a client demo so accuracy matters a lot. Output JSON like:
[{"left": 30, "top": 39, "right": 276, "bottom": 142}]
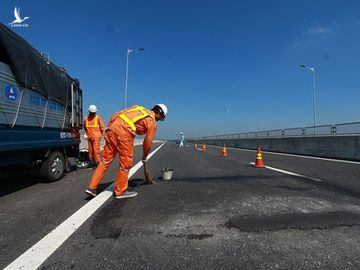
[
  {"left": 300, "top": 64, "right": 317, "bottom": 134},
  {"left": 124, "top": 48, "right": 145, "bottom": 108},
  {"left": 224, "top": 108, "right": 230, "bottom": 137}
]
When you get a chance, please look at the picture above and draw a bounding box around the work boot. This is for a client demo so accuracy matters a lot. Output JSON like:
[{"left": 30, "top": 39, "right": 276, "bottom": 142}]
[
  {"left": 115, "top": 191, "right": 138, "bottom": 199},
  {"left": 85, "top": 188, "right": 97, "bottom": 197},
  {"left": 87, "top": 161, "right": 93, "bottom": 169}
]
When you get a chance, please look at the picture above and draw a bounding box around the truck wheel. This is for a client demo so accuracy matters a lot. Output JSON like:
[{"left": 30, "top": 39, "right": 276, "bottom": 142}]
[{"left": 40, "top": 151, "right": 65, "bottom": 182}]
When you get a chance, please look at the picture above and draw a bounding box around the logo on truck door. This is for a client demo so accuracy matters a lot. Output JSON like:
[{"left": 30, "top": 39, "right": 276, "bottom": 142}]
[{"left": 4, "top": 84, "right": 18, "bottom": 102}]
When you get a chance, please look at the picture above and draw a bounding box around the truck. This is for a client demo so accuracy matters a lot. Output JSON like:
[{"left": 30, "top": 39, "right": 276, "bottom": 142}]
[{"left": 0, "top": 23, "right": 83, "bottom": 181}]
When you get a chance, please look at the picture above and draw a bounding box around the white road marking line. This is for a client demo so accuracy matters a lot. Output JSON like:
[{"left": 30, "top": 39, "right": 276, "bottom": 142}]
[
  {"left": 204, "top": 144, "right": 360, "bottom": 165},
  {"left": 249, "top": 162, "right": 323, "bottom": 182},
  {"left": 4, "top": 142, "right": 166, "bottom": 270}
]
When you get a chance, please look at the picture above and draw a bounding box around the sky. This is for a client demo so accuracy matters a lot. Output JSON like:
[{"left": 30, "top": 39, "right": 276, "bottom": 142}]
[{"left": 1, "top": 0, "right": 360, "bottom": 139}]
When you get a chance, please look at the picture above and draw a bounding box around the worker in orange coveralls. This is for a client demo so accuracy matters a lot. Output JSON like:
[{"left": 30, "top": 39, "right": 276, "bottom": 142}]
[
  {"left": 85, "top": 104, "right": 168, "bottom": 199},
  {"left": 83, "top": 104, "right": 105, "bottom": 169}
]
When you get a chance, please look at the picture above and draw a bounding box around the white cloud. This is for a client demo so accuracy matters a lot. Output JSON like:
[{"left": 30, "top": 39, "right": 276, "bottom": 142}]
[
  {"left": 291, "top": 24, "right": 331, "bottom": 49},
  {"left": 306, "top": 26, "right": 330, "bottom": 35}
]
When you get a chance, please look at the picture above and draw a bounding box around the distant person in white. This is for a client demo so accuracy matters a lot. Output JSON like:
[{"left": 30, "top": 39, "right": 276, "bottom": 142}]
[{"left": 178, "top": 132, "right": 185, "bottom": 149}]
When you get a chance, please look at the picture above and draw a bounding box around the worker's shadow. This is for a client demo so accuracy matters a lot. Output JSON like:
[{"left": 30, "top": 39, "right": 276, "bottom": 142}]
[
  {"left": 129, "top": 178, "right": 151, "bottom": 187},
  {"left": 84, "top": 178, "right": 149, "bottom": 200}
]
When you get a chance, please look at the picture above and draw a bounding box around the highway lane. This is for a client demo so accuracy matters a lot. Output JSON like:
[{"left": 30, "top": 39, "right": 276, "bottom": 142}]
[
  {"left": 208, "top": 144, "right": 360, "bottom": 196},
  {"left": 0, "top": 143, "right": 161, "bottom": 270},
  {"left": 20, "top": 142, "right": 360, "bottom": 269},
  {"left": 0, "top": 143, "right": 360, "bottom": 269}
]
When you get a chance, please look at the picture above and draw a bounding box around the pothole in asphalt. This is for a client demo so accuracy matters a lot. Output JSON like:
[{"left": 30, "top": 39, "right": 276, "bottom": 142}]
[
  {"left": 93, "top": 227, "right": 123, "bottom": 239},
  {"left": 226, "top": 211, "right": 360, "bottom": 232}
]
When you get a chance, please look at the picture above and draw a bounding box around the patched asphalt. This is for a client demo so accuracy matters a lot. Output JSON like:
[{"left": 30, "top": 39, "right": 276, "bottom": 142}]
[{"left": 29, "top": 142, "right": 360, "bottom": 270}]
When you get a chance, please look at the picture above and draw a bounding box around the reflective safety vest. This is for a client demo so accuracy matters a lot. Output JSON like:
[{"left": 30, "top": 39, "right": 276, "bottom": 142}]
[
  {"left": 85, "top": 115, "right": 100, "bottom": 128},
  {"left": 119, "top": 105, "right": 155, "bottom": 132}
]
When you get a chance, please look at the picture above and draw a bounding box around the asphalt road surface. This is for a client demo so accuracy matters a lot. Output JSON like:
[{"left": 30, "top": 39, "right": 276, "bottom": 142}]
[{"left": 1, "top": 142, "right": 360, "bottom": 269}]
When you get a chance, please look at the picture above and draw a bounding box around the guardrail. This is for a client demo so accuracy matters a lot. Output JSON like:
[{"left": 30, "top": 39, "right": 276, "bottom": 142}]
[{"left": 191, "top": 121, "right": 360, "bottom": 140}]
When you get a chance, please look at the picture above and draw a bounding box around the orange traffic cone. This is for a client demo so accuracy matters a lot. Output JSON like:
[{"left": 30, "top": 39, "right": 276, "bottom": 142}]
[
  {"left": 202, "top": 144, "right": 206, "bottom": 152},
  {"left": 194, "top": 143, "right": 198, "bottom": 150},
  {"left": 255, "top": 146, "right": 265, "bottom": 168},
  {"left": 221, "top": 144, "right": 228, "bottom": 157}
]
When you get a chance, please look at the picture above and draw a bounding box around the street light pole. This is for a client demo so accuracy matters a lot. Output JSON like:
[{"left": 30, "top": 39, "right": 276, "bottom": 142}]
[
  {"left": 300, "top": 64, "right": 317, "bottom": 134},
  {"left": 124, "top": 48, "right": 145, "bottom": 108},
  {"left": 312, "top": 67, "right": 317, "bottom": 133},
  {"left": 224, "top": 108, "right": 230, "bottom": 136}
]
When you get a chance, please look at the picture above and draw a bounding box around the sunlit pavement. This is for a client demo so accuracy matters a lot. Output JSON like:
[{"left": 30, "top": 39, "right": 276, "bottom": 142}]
[{"left": 2, "top": 142, "right": 360, "bottom": 269}]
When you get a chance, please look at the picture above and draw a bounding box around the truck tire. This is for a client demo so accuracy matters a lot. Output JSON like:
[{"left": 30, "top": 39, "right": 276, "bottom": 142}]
[{"left": 40, "top": 151, "right": 65, "bottom": 182}]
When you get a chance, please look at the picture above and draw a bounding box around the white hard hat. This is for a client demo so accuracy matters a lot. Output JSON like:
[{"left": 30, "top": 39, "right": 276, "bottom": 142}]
[
  {"left": 88, "top": 104, "right": 97, "bottom": 113},
  {"left": 156, "top": 104, "right": 168, "bottom": 117},
  {"left": 180, "top": 132, "right": 183, "bottom": 135}
]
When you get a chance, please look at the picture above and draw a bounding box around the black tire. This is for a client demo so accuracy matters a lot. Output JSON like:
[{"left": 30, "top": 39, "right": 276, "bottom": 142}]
[{"left": 40, "top": 151, "right": 65, "bottom": 182}]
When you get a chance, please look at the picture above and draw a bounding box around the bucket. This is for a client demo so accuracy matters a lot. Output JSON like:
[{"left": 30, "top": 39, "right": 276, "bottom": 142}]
[{"left": 161, "top": 169, "right": 174, "bottom": 180}]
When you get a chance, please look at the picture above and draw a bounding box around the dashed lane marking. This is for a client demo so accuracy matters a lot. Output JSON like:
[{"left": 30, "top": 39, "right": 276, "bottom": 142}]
[
  {"left": 4, "top": 142, "right": 166, "bottom": 270},
  {"left": 249, "top": 162, "right": 323, "bottom": 182}
]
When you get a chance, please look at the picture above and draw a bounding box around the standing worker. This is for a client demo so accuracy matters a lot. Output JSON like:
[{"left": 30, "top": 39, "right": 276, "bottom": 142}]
[
  {"left": 85, "top": 104, "right": 168, "bottom": 199},
  {"left": 178, "top": 131, "right": 185, "bottom": 149},
  {"left": 83, "top": 104, "right": 105, "bottom": 169}
]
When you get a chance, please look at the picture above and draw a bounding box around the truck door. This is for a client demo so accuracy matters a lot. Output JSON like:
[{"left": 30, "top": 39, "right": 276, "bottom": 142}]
[{"left": 71, "top": 81, "right": 83, "bottom": 129}]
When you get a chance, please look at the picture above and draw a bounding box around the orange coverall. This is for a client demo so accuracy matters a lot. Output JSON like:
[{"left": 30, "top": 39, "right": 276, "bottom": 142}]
[
  {"left": 84, "top": 114, "right": 105, "bottom": 163},
  {"left": 88, "top": 105, "right": 157, "bottom": 196}
]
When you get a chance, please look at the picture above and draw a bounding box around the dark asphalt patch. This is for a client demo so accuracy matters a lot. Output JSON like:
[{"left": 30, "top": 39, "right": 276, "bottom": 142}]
[
  {"left": 90, "top": 200, "right": 127, "bottom": 239},
  {"left": 93, "top": 227, "right": 123, "bottom": 239},
  {"left": 274, "top": 185, "right": 312, "bottom": 191},
  {"left": 164, "top": 233, "right": 214, "bottom": 240},
  {"left": 226, "top": 211, "right": 360, "bottom": 232}
]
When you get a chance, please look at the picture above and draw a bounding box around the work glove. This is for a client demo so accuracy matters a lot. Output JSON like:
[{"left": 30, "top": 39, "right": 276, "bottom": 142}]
[{"left": 83, "top": 134, "right": 88, "bottom": 140}]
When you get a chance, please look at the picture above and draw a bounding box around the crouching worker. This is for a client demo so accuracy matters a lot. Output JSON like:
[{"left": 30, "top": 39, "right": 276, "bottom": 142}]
[
  {"left": 85, "top": 104, "right": 168, "bottom": 199},
  {"left": 84, "top": 104, "right": 104, "bottom": 169}
]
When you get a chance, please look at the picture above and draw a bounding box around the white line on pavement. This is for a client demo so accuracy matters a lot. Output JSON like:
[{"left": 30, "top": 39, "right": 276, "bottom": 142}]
[
  {"left": 4, "top": 142, "right": 166, "bottom": 270},
  {"left": 249, "top": 162, "right": 323, "bottom": 182},
  {"left": 204, "top": 144, "right": 360, "bottom": 165}
]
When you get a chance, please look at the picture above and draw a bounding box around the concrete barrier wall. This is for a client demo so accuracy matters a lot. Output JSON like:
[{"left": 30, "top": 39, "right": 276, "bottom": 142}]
[{"left": 189, "top": 136, "right": 360, "bottom": 161}]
